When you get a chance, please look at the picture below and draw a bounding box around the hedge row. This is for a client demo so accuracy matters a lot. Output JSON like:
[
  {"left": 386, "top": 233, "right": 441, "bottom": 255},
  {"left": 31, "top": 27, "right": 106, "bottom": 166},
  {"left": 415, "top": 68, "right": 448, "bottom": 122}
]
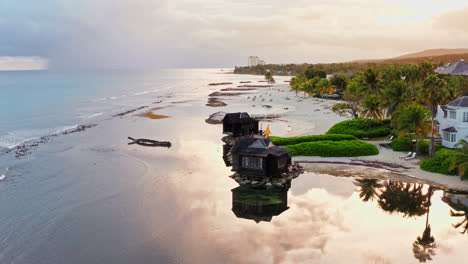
[
  {"left": 270, "top": 134, "right": 357, "bottom": 146},
  {"left": 326, "top": 118, "right": 391, "bottom": 139},
  {"left": 391, "top": 137, "right": 412, "bottom": 151},
  {"left": 420, "top": 149, "right": 458, "bottom": 176},
  {"left": 283, "top": 140, "right": 379, "bottom": 157}
]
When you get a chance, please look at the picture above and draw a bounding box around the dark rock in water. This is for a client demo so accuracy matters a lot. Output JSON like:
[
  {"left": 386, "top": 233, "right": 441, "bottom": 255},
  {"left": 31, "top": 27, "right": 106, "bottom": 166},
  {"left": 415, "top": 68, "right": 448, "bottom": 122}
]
[
  {"left": 62, "top": 124, "right": 97, "bottom": 135},
  {"left": 205, "top": 111, "right": 227, "bottom": 124},
  {"left": 237, "top": 85, "right": 270, "bottom": 88},
  {"left": 208, "top": 82, "right": 233, "bottom": 86},
  {"left": 209, "top": 92, "right": 248, "bottom": 97},
  {"left": 113, "top": 106, "right": 148, "bottom": 117},
  {"left": 220, "top": 88, "right": 256, "bottom": 91},
  {"left": 206, "top": 98, "right": 227, "bottom": 107}
]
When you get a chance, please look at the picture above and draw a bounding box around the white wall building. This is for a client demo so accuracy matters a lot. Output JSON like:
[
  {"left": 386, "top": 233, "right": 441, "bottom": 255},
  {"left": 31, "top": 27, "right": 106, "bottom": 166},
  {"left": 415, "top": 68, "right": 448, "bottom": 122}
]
[
  {"left": 436, "top": 96, "right": 468, "bottom": 148},
  {"left": 248, "top": 56, "right": 260, "bottom": 67},
  {"left": 248, "top": 56, "right": 266, "bottom": 67}
]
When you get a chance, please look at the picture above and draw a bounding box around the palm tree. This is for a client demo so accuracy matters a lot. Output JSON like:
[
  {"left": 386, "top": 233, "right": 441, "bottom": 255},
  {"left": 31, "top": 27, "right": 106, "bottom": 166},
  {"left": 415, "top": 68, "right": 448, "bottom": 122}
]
[
  {"left": 394, "top": 104, "right": 431, "bottom": 153},
  {"left": 362, "top": 68, "right": 382, "bottom": 95},
  {"left": 264, "top": 71, "right": 275, "bottom": 89},
  {"left": 381, "top": 80, "right": 408, "bottom": 118},
  {"left": 290, "top": 74, "right": 306, "bottom": 96},
  {"left": 450, "top": 139, "right": 468, "bottom": 179},
  {"left": 353, "top": 178, "right": 383, "bottom": 202},
  {"left": 360, "top": 94, "right": 382, "bottom": 120},
  {"left": 421, "top": 75, "right": 447, "bottom": 157}
]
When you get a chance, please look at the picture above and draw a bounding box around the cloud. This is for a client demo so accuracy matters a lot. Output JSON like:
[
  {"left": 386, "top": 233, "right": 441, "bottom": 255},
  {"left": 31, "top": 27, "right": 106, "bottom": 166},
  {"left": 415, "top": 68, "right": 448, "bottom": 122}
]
[
  {"left": 434, "top": 6, "right": 468, "bottom": 33},
  {"left": 0, "top": 56, "right": 48, "bottom": 71},
  {"left": 0, "top": 0, "right": 467, "bottom": 69}
]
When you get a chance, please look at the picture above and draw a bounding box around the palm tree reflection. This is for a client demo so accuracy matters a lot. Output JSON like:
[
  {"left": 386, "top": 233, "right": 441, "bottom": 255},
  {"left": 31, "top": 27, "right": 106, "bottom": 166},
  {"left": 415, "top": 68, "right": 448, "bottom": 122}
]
[
  {"left": 353, "top": 178, "right": 382, "bottom": 202},
  {"left": 442, "top": 191, "right": 468, "bottom": 234},
  {"left": 412, "top": 187, "right": 436, "bottom": 262},
  {"left": 354, "top": 179, "right": 437, "bottom": 262},
  {"left": 413, "top": 225, "right": 436, "bottom": 262},
  {"left": 378, "top": 181, "right": 427, "bottom": 217}
]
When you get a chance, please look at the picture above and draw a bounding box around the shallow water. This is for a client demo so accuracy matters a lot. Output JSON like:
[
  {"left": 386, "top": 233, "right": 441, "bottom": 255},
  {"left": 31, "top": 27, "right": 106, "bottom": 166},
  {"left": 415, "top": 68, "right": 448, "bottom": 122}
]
[{"left": 0, "top": 69, "right": 467, "bottom": 263}]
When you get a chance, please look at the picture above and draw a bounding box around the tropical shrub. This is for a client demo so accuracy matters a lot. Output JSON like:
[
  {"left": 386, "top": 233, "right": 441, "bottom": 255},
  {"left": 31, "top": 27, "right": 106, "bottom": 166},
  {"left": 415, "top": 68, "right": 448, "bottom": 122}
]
[
  {"left": 418, "top": 140, "right": 430, "bottom": 155},
  {"left": 283, "top": 140, "right": 379, "bottom": 157},
  {"left": 420, "top": 149, "right": 458, "bottom": 175},
  {"left": 270, "top": 134, "right": 357, "bottom": 146},
  {"left": 326, "top": 118, "right": 391, "bottom": 138},
  {"left": 391, "top": 137, "right": 412, "bottom": 151}
]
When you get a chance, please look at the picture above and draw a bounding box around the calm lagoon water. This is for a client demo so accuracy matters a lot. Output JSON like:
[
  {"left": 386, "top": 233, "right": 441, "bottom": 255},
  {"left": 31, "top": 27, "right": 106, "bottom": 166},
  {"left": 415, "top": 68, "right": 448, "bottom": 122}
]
[{"left": 0, "top": 69, "right": 468, "bottom": 263}]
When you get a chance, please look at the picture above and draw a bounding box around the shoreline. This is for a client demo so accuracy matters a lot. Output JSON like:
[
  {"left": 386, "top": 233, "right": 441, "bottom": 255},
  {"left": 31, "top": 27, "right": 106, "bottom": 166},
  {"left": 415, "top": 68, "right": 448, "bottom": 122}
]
[{"left": 205, "top": 76, "right": 468, "bottom": 191}]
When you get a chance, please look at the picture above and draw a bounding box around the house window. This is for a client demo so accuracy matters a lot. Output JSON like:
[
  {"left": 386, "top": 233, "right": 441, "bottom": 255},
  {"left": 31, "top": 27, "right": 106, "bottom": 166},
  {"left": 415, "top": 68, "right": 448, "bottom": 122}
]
[
  {"left": 464, "top": 112, "right": 468, "bottom": 122},
  {"left": 450, "top": 111, "right": 457, "bottom": 119},
  {"left": 443, "top": 132, "right": 457, "bottom": 142},
  {"left": 451, "top": 133, "right": 457, "bottom": 143},
  {"left": 242, "top": 156, "right": 263, "bottom": 169}
]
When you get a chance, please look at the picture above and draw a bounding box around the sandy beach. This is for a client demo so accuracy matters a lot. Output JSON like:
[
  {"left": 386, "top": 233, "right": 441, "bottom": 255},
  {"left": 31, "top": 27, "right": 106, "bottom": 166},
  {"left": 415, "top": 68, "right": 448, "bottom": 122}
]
[{"left": 204, "top": 78, "right": 468, "bottom": 191}]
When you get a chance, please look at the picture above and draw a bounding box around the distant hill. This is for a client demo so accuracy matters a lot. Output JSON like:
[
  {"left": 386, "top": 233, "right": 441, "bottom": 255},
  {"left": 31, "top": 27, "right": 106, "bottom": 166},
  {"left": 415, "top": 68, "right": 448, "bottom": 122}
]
[
  {"left": 353, "top": 49, "right": 468, "bottom": 65},
  {"left": 393, "top": 49, "right": 468, "bottom": 60},
  {"left": 234, "top": 48, "right": 468, "bottom": 76}
]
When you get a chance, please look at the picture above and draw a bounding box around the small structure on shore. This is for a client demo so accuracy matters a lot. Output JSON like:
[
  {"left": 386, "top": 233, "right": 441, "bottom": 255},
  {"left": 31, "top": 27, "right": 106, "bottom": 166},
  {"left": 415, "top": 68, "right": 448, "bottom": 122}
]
[
  {"left": 231, "top": 137, "right": 291, "bottom": 179},
  {"left": 223, "top": 112, "right": 259, "bottom": 137}
]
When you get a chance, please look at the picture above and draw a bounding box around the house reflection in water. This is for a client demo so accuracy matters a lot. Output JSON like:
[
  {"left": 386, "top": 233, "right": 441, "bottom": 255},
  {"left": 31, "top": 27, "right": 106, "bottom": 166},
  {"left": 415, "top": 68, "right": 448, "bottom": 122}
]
[
  {"left": 442, "top": 191, "right": 468, "bottom": 234},
  {"left": 231, "top": 186, "right": 289, "bottom": 223},
  {"left": 222, "top": 144, "right": 233, "bottom": 167}
]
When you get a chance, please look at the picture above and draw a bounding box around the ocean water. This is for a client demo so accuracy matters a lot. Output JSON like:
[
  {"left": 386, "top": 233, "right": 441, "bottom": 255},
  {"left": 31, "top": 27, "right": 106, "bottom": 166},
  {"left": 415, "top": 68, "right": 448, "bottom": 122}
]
[
  {"left": 0, "top": 69, "right": 233, "bottom": 149},
  {"left": 2, "top": 69, "right": 468, "bottom": 263}
]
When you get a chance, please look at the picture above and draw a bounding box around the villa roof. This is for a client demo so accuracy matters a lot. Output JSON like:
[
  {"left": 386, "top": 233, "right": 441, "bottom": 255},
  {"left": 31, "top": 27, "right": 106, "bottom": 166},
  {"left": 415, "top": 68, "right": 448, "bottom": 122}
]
[
  {"left": 447, "top": 96, "right": 468, "bottom": 108},
  {"left": 232, "top": 137, "right": 290, "bottom": 157},
  {"left": 436, "top": 60, "right": 468, "bottom": 76},
  {"left": 223, "top": 112, "right": 257, "bottom": 123},
  {"left": 443, "top": 127, "right": 458, "bottom": 133}
]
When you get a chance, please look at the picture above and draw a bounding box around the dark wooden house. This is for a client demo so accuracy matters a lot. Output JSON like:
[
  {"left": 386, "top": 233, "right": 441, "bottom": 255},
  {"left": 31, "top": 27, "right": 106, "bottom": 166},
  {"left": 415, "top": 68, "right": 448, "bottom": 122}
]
[
  {"left": 223, "top": 112, "right": 259, "bottom": 137},
  {"left": 231, "top": 137, "right": 291, "bottom": 179},
  {"left": 231, "top": 186, "right": 289, "bottom": 223}
]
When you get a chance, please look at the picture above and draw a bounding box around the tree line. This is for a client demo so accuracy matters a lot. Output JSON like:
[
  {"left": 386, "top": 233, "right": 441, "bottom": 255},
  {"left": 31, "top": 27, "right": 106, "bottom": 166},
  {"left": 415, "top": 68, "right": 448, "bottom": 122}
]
[{"left": 290, "top": 62, "right": 468, "bottom": 158}]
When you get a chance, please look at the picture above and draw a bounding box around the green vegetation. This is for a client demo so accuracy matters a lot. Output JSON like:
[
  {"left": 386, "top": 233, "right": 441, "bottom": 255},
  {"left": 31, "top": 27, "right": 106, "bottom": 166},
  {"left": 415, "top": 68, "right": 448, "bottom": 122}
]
[
  {"left": 421, "top": 149, "right": 458, "bottom": 176},
  {"left": 270, "top": 134, "right": 357, "bottom": 146},
  {"left": 283, "top": 140, "right": 379, "bottom": 157},
  {"left": 285, "top": 61, "right": 468, "bottom": 158},
  {"left": 391, "top": 137, "right": 412, "bottom": 151},
  {"left": 326, "top": 119, "right": 391, "bottom": 139},
  {"left": 418, "top": 140, "right": 430, "bottom": 155},
  {"left": 264, "top": 71, "right": 275, "bottom": 88},
  {"left": 449, "top": 140, "right": 468, "bottom": 179}
]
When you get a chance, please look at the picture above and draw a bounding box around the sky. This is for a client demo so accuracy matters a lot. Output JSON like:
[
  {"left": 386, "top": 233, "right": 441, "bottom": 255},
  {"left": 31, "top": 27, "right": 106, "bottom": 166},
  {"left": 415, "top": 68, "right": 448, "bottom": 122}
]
[{"left": 0, "top": 0, "right": 467, "bottom": 70}]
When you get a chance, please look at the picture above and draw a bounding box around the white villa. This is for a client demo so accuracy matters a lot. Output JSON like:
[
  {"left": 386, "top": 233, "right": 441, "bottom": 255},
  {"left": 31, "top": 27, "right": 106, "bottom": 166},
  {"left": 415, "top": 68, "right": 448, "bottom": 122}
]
[{"left": 436, "top": 96, "right": 468, "bottom": 148}]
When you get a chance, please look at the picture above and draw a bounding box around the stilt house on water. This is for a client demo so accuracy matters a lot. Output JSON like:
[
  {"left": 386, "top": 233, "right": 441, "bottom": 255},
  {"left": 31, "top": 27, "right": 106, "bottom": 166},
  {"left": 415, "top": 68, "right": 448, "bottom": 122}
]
[
  {"left": 231, "top": 137, "right": 291, "bottom": 179},
  {"left": 223, "top": 112, "right": 259, "bottom": 137}
]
